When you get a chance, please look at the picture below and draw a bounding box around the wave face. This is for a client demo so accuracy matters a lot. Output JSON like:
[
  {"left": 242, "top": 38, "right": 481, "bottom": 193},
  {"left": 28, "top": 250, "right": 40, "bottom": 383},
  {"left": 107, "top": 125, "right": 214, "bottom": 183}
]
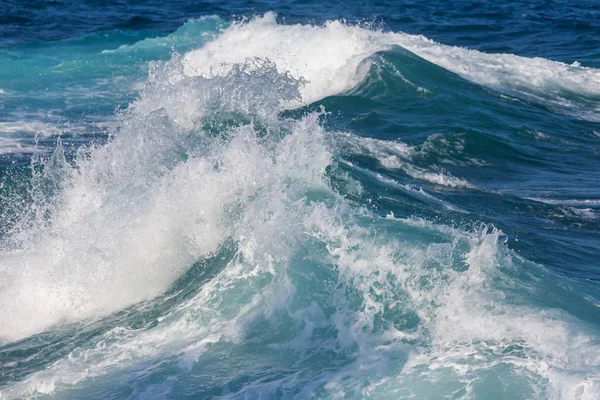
[{"left": 1, "top": 3, "right": 600, "bottom": 400}]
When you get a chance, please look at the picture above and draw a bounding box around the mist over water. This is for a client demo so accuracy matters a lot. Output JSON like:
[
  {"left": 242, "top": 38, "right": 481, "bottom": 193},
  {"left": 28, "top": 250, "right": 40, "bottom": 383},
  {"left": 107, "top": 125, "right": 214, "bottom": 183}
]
[{"left": 1, "top": 2, "right": 600, "bottom": 399}]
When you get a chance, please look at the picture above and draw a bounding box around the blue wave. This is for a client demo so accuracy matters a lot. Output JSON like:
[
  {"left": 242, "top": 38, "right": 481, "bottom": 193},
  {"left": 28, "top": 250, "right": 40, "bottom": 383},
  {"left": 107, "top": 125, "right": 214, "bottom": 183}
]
[{"left": 1, "top": 4, "right": 599, "bottom": 399}]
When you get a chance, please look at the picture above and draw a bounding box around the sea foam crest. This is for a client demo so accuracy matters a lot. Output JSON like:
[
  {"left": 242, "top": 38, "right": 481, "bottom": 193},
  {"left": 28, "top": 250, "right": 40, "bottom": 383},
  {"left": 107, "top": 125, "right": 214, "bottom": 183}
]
[
  {"left": 1, "top": 13, "right": 600, "bottom": 400},
  {"left": 182, "top": 12, "right": 600, "bottom": 119}
]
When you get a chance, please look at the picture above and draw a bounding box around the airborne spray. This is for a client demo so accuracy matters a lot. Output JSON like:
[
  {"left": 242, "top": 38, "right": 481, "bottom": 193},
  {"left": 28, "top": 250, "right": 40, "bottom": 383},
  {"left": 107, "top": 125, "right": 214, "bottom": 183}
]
[{"left": 1, "top": 11, "right": 599, "bottom": 400}]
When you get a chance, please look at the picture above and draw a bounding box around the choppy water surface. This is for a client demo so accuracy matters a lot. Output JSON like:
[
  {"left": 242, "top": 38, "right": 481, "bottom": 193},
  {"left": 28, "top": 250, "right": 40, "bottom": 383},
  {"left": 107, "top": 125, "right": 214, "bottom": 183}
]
[{"left": 1, "top": 1, "right": 599, "bottom": 399}]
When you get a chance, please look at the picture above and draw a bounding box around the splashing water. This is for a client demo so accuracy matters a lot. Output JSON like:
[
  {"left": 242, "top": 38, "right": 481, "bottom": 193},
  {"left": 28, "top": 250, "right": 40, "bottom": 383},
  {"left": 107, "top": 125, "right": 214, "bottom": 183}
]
[{"left": 1, "top": 8, "right": 600, "bottom": 400}]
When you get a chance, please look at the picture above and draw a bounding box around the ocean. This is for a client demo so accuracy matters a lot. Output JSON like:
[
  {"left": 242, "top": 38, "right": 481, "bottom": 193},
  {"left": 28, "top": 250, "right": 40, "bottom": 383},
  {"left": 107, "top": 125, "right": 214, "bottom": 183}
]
[{"left": 1, "top": 1, "right": 599, "bottom": 398}]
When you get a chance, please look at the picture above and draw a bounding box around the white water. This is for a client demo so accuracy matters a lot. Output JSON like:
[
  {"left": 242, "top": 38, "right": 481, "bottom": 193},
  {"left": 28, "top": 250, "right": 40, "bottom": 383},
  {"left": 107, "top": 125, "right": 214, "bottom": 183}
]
[
  {"left": 182, "top": 12, "right": 600, "bottom": 120},
  {"left": 0, "top": 58, "right": 329, "bottom": 341},
  {"left": 1, "top": 13, "right": 600, "bottom": 400}
]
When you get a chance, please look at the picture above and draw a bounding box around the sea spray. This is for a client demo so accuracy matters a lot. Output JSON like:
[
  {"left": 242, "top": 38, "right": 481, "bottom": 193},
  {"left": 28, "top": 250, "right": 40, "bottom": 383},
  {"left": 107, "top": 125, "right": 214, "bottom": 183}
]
[{"left": 1, "top": 11, "right": 600, "bottom": 400}]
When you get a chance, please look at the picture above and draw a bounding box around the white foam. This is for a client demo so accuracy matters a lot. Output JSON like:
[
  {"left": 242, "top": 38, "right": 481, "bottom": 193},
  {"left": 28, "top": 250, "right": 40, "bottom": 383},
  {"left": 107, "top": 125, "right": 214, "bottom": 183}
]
[
  {"left": 2, "top": 14, "right": 599, "bottom": 399},
  {"left": 333, "top": 131, "right": 414, "bottom": 161},
  {"left": 4, "top": 198, "right": 599, "bottom": 399},
  {"left": 0, "top": 107, "right": 335, "bottom": 396},
  {"left": 306, "top": 214, "right": 600, "bottom": 399},
  {"left": 180, "top": 13, "right": 600, "bottom": 119},
  {"left": 182, "top": 13, "right": 383, "bottom": 106},
  {"left": 0, "top": 49, "right": 331, "bottom": 343},
  {"left": 526, "top": 197, "right": 600, "bottom": 207},
  {"left": 333, "top": 131, "right": 474, "bottom": 189},
  {"left": 345, "top": 161, "right": 468, "bottom": 212},
  {"left": 0, "top": 108, "right": 332, "bottom": 342},
  {"left": 401, "top": 165, "right": 474, "bottom": 188},
  {"left": 392, "top": 34, "right": 600, "bottom": 114}
]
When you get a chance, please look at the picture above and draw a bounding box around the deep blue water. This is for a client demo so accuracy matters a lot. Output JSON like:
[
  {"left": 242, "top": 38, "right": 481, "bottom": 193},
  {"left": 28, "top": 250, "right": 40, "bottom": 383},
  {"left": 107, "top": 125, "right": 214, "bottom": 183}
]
[{"left": 0, "top": 1, "right": 599, "bottom": 399}]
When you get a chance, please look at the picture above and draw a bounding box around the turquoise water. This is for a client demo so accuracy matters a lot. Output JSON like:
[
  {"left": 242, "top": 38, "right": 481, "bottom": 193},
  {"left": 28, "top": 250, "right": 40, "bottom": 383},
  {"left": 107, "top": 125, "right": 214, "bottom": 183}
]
[{"left": 1, "top": 2, "right": 600, "bottom": 399}]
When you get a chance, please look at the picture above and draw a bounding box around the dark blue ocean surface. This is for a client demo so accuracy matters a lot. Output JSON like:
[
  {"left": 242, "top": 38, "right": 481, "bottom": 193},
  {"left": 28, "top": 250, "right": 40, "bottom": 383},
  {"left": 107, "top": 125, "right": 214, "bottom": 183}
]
[{"left": 0, "top": 1, "right": 599, "bottom": 399}]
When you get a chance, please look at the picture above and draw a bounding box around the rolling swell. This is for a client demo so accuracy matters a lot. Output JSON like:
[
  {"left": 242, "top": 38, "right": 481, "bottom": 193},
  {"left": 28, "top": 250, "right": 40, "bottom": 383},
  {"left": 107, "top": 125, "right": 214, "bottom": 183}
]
[{"left": 0, "top": 12, "right": 599, "bottom": 400}]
